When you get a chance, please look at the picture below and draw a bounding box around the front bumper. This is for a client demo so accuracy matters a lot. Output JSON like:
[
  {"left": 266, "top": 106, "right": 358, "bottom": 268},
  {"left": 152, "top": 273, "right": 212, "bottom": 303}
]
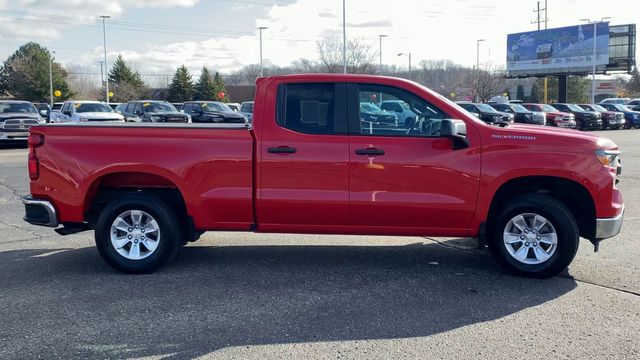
[
  {"left": 0, "top": 131, "right": 29, "bottom": 140},
  {"left": 595, "top": 205, "right": 624, "bottom": 240},
  {"left": 21, "top": 196, "right": 58, "bottom": 227}
]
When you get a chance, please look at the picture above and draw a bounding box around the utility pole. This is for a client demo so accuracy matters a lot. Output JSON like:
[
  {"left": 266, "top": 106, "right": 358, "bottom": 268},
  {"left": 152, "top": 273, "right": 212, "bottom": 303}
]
[
  {"left": 99, "top": 61, "right": 104, "bottom": 91},
  {"left": 49, "top": 51, "right": 55, "bottom": 108},
  {"left": 581, "top": 17, "right": 612, "bottom": 104},
  {"left": 342, "top": 0, "right": 347, "bottom": 74},
  {"left": 100, "top": 15, "right": 111, "bottom": 104},
  {"left": 378, "top": 34, "right": 387, "bottom": 75},
  {"left": 258, "top": 27, "right": 268, "bottom": 77},
  {"left": 532, "top": 0, "right": 549, "bottom": 103}
]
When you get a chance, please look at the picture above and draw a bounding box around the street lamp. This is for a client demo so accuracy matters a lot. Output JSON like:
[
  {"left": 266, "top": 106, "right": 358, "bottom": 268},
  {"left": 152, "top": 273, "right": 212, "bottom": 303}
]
[
  {"left": 476, "top": 39, "right": 485, "bottom": 70},
  {"left": 581, "top": 17, "right": 612, "bottom": 104},
  {"left": 48, "top": 50, "right": 55, "bottom": 108},
  {"left": 397, "top": 52, "right": 412, "bottom": 80},
  {"left": 100, "top": 15, "right": 111, "bottom": 104},
  {"left": 378, "top": 34, "right": 388, "bottom": 75},
  {"left": 258, "top": 26, "right": 268, "bottom": 77}
]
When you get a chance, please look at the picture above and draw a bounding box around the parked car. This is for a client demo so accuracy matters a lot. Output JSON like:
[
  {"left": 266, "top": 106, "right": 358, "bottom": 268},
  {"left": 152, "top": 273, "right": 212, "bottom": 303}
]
[
  {"left": 182, "top": 101, "right": 247, "bottom": 123},
  {"left": 108, "top": 103, "right": 122, "bottom": 111},
  {"left": 456, "top": 102, "right": 503, "bottom": 124},
  {"left": 624, "top": 99, "right": 640, "bottom": 111},
  {"left": 578, "top": 104, "right": 625, "bottom": 130},
  {"left": 359, "top": 102, "right": 398, "bottom": 129},
  {"left": 120, "top": 101, "right": 190, "bottom": 123},
  {"left": 488, "top": 103, "right": 543, "bottom": 125},
  {"left": 598, "top": 103, "right": 640, "bottom": 129},
  {"left": 0, "top": 100, "right": 44, "bottom": 142},
  {"left": 113, "top": 103, "right": 127, "bottom": 114},
  {"left": 551, "top": 103, "right": 602, "bottom": 130},
  {"left": 522, "top": 103, "right": 576, "bottom": 128},
  {"left": 380, "top": 100, "right": 418, "bottom": 127},
  {"left": 599, "top": 98, "right": 630, "bottom": 105},
  {"left": 49, "top": 101, "right": 124, "bottom": 123},
  {"left": 226, "top": 103, "right": 241, "bottom": 112},
  {"left": 51, "top": 102, "right": 64, "bottom": 113},
  {"left": 240, "top": 101, "right": 254, "bottom": 122},
  {"left": 32, "top": 103, "right": 51, "bottom": 122},
  {"left": 22, "top": 74, "right": 624, "bottom": 278}
]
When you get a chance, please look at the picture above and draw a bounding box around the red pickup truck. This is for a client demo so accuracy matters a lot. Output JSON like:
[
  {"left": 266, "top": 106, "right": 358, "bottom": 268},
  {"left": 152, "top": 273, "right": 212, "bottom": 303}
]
[{"left": 22, "top": 74, "right": 624, "bottom": 278}]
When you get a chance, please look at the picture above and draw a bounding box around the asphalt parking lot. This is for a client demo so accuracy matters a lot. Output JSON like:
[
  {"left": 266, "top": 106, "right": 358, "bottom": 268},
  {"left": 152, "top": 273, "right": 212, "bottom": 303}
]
[{"left": 1, "top": 131, "right": 639, "bottom": 359}]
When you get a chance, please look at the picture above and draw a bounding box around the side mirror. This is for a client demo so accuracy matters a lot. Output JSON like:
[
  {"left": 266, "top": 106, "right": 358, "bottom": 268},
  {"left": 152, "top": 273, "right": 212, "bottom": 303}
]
[{"left": 440, "top": 119, "right": 469, "bottom": 150}]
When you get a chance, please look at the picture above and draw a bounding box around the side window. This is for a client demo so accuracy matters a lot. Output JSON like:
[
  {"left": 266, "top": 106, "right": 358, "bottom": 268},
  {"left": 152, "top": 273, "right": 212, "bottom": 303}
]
[
  {"left": 182, "top": 103, "right": 192, "bottom": 113},
  {"left": 135, "top": 103, "right": 143, "bottom": 114},
  {"left": 356, "top": 84, "right": 448, "bottom": 137},
  {"left": 276, "top": 83, "right": 345, "bottom": 135},
  {"left": 125, "top": 103, "right": 135, "bottom": 113},
  {"left": 193, "top": 104, "right": 202, "bottom": 112}
]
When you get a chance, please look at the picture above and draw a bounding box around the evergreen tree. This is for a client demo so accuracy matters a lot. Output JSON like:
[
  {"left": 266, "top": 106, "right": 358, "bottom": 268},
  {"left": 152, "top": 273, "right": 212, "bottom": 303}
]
[
  {"left": 516, "top": 84, "right": 525, "bottom": 101},
  {"left": 0, "top": 42, "right": 73, "bottom": 101},
  {"left": 627, "top": 67, "right": 640, "bottom": 95},
  {"left": 194, "top": 67, "right": 216, "bottom": 100},
  {"left": 212, "top": 72, "right": 228, "bottom": 102},
  {"left": 107, "top": 55, "right": 145, "bottom": 102},
  {"left": 168, "top": 65, "right": 194, "bottom": 102}
]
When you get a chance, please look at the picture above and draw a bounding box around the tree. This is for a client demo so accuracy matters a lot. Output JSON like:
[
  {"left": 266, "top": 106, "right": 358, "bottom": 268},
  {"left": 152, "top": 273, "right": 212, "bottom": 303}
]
[
  {"left": 194, "top": 67, "right": 216, "bottom": 100},
  {"left": 0, "top": 42, "right": 73, "bottom": 101},
  {"left": 316, "top": 37, "right": 377, "bottom": 74},
  {"left": 212, "top": 72, "right": 228, "bottom": 102},
  {"left": 463, "top": 63, "right": 507, "bottom": 102},
  {"left": 167, "top": 65, "right": 194, "bottom": 102},
  {"left": 516, "top": 84, "right": 525, "bottom": 101},
  {"left": 108, "top": 55, "right": 145, "bottom": 102},
  {"left": 627, "top": 67, "right": 640, "bottom": 95}
]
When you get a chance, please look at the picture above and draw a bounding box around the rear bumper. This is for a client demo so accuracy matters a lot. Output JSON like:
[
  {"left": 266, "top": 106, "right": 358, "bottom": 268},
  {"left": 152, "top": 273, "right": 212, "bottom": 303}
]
[
  {"left": 595, "top": 205, "right": 624, "bottom": 240},
  {"left": 21, "top": 196, "right": 58, "bottom": 227}
]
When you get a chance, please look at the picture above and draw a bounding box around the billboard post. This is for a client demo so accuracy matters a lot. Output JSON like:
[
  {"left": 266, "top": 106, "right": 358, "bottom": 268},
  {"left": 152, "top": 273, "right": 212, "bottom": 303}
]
[{"left": 582, "top": 18, "right": 612, "bottom": 104}]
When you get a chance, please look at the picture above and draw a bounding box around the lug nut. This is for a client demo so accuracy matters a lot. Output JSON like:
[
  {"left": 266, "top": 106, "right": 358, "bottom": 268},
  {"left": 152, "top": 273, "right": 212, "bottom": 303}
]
[
  {"left": 128, "top": 228, "right": 133, "bottom": 232},
  {"left": 127, "top": 235, "right": 132, "bottom": 239},
  {"left": 520, "top": 235, "right": 525, "bottom": 240},
  {"left": 525, "top": 242, "right": 530, "bottom": 247}
]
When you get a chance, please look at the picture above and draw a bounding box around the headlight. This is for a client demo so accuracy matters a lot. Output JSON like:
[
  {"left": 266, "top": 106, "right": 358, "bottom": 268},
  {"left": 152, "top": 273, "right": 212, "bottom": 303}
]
[
  {"left": 634, "top": 114, "right": 640, "bottom": 120},
  {"left": 595, "top": 149, "right": 620, "bottom": 167},
  {"left": 150, "top": 115, "right": 162, "bottom": 121}
]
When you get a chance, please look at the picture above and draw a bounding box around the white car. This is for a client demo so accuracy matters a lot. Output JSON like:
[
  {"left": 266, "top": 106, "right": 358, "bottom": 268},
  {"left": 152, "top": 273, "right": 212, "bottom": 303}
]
[{"left": 49, "top": 101, "right": 125, "bottom": 123}]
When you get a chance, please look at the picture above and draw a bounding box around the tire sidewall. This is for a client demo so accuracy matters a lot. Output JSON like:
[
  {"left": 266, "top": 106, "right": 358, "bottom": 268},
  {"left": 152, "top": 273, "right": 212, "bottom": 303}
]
[
  {"left": 95, "top": 194, "right": 180, "bottom": 274},
  {"left": 489, "top": 195, "right": 579, "bottom": 278}
]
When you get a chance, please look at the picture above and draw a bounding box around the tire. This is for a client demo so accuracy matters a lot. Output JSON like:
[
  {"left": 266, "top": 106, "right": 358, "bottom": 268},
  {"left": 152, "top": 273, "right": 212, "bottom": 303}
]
[
  {"left": 95, "top": 193, "right": 183, "bottom": 274},
  {"left": 575, "top": 119, "right": 584, "bottom": 131},
  {"left": 487, "top": 194, "right": 579, "bottom": 278}
]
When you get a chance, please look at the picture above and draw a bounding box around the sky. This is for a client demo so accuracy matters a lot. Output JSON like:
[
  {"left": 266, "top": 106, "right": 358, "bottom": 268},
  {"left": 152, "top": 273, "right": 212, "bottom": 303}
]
[{"left": 0, "top": 0, "right": 638, "bottom": 86}]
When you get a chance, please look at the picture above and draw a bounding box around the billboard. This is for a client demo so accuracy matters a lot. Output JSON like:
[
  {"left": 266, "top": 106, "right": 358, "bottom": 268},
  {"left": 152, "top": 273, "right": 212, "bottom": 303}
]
[{"left": 507, "top": 22, "right": 610, "bottom": 76}]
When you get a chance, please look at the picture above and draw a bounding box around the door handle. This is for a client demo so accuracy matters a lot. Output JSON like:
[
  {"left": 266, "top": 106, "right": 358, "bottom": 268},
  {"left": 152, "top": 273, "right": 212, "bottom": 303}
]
[
  {"left": 355, "top": 148, "right": 385, "bottom": 156},
  {"left": 268, "top": 146, "right": 297, "bottom": 154}
]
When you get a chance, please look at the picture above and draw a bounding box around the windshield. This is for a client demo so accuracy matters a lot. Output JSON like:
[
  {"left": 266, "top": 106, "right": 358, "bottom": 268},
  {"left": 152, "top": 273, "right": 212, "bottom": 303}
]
[
  {"left": 143, "top": 102, "right": 176, "bottom": 113},
  {"left": 241, "top": 102, "right": 254, "bottom": 113},
  {"left": 589, "top": 104, "right": 607, "bottom": 112},
  {"left": 360, "top": 102, "right": 383, "bottom": 113},
  {"left": 614, "top": 104, "right": 632, "bottom": 112},
  {"left": 76, "top": 103, "right": 113, "bottom": 113},
  {"left": 0, "top": 102, "right": 37, "bottom": 114},
  {"left": 203, "top": 102, "right": 232, "bottom": 112},
  {"left": 511, "top": 104, "right": 529, "bottom": 113},
  {"left": 477, "top": 104, "right": 499, "bottom": 113},
  {"left": 567, "top": 104, "right": 585, "bottom": 112},
  {"left": 541, "top": 104, "right": 558, "bottom": 112}
]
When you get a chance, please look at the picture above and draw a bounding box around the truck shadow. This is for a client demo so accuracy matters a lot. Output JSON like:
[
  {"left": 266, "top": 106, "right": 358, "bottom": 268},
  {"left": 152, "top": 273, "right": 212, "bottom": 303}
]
[{"left": 0, "top": 242, "right": 577, "bottom": 359}]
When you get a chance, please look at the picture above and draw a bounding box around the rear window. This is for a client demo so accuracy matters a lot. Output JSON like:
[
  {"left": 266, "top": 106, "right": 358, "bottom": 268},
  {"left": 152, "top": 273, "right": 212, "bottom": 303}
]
[{"left": 276, "top": 83, "right": 345, "bottom": 135}]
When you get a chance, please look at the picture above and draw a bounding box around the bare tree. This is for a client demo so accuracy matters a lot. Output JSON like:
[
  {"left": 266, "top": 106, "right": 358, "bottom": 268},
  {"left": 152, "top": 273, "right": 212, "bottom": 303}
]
[
  {"left": 463, "top": 62, "right": 507, "bottom": 102},
  {"left": 316, "top": 37, "right": 377, "bottom": 74}
]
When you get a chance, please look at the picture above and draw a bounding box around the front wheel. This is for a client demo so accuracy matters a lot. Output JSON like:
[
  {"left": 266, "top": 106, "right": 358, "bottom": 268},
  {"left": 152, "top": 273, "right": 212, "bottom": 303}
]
[
  {"left": 95, "top": 193, "right": 182, "bottom": 274},
  {"left": 488, "top": 194, "right": 579, "bottom": 278}
]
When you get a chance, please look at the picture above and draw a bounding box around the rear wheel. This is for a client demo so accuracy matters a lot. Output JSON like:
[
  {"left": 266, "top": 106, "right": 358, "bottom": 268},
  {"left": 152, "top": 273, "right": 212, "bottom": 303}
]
[
  {"left": 488, "top": 194, "right": 579, "bottom": 278},
  {"left": 95, "top": 193, "right": 182, "bottom": 274}
]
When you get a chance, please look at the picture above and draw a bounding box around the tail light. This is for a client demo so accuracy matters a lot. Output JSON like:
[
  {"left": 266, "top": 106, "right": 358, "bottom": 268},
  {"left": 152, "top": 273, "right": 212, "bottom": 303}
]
[{"left": 28, "top": 133, "right": 44, "bottom": 180}]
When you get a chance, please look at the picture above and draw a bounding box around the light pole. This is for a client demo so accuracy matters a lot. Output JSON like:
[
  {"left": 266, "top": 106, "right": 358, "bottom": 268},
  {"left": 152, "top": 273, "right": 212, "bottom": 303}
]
[
  {"left": 397, "top": 52, "right": 412, "bottom": 80},
  {"left": 476, "top": 39, "right": 485, "bottom": 70},
  {"left": 48, "top": 50, "right": 55, "bottom": 108},
  {"left": 99, "top": 61, "right": 104, "bottom": 91},
  {"left": 100, "top": 15, "right": 111, "bottom": 104},
  {"left": 581, "top": 17, "right": 611, "bottom": 104},
  {"left": 378, "top": 34, "right": 388, "bottom": 75},
  {"left": 258, "top": 26, "right": 268, "bottom": 77},
  {"left": 342, "top": 0, "right": 346, "bottom": 74}
]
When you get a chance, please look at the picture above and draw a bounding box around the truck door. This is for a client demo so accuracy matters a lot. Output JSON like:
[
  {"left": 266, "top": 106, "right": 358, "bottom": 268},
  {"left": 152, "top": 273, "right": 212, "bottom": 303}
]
[
  {"left": 256, "top": 82, "right": 350, "bottom": 231},
  {"left": 346, "top": 83, "right": 481, "bottom": 234}
]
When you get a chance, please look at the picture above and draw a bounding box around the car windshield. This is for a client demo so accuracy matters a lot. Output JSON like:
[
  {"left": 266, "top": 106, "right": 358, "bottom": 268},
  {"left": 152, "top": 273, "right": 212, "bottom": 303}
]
[
  {"left": 541, "top": 104, "right": 558, "bottom": 112},
  {"left": 143, "top": 102, "right": 176, "bottom": 113},
  {"left": 203, "top": 102, "right": 232, "bottom": 112},
  {"left": 360, "top": 102, "right": 384, "bottom": 113},
  {"left": 0, "top": 102, "right": 37, "bottom": 114},
  {"left": 76, "top": 103, "right": 113, "bottom": 113},
  {"left": 477, "top": 104, "right": 499, "bottom": 113},
  {"left": 614, "top": 104, "right": 632, "bottom": 112},
  {"left": 566, "top": 104, "right": 585, "bottom": 112},
  {"left": 590, "top": 104, "right": 607, "bottom": 112},
  {"left": 511, "top": 104, "right": 529, "bottom": 113},
  {"left": 241, "top": 102, "right": 254, "bottom": 113}
]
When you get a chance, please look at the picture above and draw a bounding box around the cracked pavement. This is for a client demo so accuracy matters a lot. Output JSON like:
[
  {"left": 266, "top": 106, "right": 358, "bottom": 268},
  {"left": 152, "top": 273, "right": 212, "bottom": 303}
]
[{"left": 1, "top": 131, "right": 640, "bottom": 359}]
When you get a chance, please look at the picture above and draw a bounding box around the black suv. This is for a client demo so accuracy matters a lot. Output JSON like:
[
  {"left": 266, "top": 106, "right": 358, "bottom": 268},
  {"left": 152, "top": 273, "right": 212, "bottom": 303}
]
[
  {"left": 552, "top": 103, "right": 602, "bottom": 130},
  {"left": 488, "top": 103, "right": 542, "bottom": 125},
  {"left": 456, "top": 102, "right": 504, "bottom": 124},
  {"left": 182, "top": 101, "right": 247, "bottom": 124},
  {"left": 121, "top": 101, "right": 190, "bottom": 123}
]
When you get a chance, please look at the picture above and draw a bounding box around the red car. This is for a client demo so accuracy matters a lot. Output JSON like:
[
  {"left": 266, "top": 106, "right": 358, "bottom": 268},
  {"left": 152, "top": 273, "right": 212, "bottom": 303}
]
[
  {"left": 22, "top": 74, "right": 624, "bottom": 278},
  {"left": 522, "top": 103, "right": 577, "bottom": 128}
]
